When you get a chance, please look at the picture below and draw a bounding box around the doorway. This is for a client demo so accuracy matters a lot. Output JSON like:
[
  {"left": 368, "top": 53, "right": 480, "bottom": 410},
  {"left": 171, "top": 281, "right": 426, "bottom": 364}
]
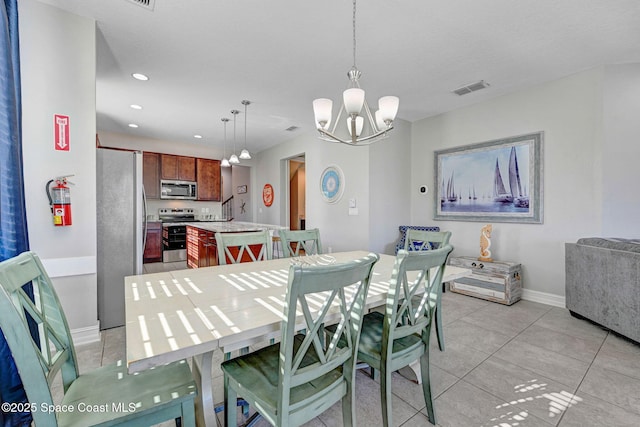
[{"left": 288, "top": 156, "right": 306, "bottom": 230}]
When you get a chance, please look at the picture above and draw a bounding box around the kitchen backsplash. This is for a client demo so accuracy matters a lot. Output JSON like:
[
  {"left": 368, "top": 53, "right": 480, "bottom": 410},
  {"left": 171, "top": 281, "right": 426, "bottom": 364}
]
[{"left": 147, "top": 199, "right": 222, "bottom": 221}]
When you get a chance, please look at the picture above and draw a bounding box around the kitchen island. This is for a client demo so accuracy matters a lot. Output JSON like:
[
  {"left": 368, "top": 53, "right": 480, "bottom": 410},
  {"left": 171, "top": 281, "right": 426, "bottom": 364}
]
[{"left": 186, "top": 221, "right": 287, "bottom": 268}]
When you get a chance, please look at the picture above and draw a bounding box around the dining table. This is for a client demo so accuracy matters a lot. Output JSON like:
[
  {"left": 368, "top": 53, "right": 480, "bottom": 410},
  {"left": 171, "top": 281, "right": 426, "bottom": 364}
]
[{"left": 124, "top": 250, "right": 471, "bottom": 427}]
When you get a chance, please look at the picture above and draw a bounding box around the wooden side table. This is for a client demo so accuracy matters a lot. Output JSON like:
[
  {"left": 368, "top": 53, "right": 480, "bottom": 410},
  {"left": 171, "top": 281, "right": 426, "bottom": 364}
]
[{"left": 447, "top": 256, "right": 522, "bottom": 305}]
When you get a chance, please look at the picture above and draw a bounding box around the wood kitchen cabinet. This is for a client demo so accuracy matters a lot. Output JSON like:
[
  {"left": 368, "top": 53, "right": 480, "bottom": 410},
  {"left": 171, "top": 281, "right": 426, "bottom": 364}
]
[
  {"left": 142, "top": 152, "right": 160, "bottom": 199},
  {"left": 143, "top": 221, "right": 163, "bottom": 263},
  {"left": 196, "top": 158, "right": 221, "bottom": 201},
  {"left": 161, "top": 154, "right": 196, "bottom": 182},
  {"left": 187, "top": 226, "right": 218, "bottom": 268}
]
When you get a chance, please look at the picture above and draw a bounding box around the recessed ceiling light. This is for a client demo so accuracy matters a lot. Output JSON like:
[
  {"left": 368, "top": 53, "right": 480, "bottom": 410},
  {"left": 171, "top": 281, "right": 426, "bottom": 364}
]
[
  {"left": 128, "top": 123, "right": 139, "bottom": 128},
  {"left": 132, "top": 73, "right": 149, "bottom": 81},
  {"left": 130, "top": 104, "right": 143, "bottom": 110},
  {"left": 194, "top": 134, "right": 203, "bottom": 139}
]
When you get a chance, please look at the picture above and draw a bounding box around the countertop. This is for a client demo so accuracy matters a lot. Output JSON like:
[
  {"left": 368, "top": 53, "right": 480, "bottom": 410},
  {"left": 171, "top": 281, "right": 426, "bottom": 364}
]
[{"left": 181, "top": 221, "right": 288, "bottom": 233}]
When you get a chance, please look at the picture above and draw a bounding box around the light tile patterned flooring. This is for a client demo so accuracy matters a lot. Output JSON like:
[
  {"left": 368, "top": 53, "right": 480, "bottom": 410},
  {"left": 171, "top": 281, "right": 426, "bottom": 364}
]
[{"left": 77, "top": 267, "right": 640, "bottom": 426}]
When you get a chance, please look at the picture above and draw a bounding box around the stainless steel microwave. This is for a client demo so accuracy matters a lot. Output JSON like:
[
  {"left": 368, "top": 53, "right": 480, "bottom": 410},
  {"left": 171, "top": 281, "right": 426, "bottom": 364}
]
[{"left": 160, "top": 180, "right": 197, "bottom": 200}]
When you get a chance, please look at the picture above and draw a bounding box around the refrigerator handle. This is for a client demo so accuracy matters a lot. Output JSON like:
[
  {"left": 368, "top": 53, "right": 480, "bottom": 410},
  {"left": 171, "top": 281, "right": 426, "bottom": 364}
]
[{"left": 142, "top": 185, "right": 148, "bottom": 252}]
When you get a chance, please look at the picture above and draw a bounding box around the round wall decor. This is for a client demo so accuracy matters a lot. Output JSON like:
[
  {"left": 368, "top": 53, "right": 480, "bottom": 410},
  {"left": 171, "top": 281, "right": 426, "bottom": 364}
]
[
  {"left": 262, "top": 183, "right": 274, "bottom": 207},
  {"left": 320, "top": 165, "right": 344, "bottom": 204}
]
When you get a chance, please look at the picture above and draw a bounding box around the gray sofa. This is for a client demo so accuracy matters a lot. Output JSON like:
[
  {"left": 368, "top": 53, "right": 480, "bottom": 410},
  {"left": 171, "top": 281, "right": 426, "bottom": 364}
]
[{"left": 565, "top": 238, "right": 640, "bottom": 343}]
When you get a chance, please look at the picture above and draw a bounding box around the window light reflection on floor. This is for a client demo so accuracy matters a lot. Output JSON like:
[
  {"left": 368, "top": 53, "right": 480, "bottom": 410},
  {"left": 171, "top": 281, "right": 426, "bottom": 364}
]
[{"left": 490, "top": 379, "right": 583, "bottom": 425}]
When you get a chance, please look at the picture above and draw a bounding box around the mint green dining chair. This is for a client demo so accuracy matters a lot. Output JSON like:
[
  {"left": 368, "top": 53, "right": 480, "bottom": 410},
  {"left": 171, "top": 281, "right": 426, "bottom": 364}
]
[
  {"left": 215, "top": 230, "right": 272, "bottom": 264},
  {"left": 357, "top": 246, "right": 453, "bottom": 426},
  {"left": 221, "top": 253, "right": 379, "bottom": 427},
  {"left": 0, "top": 251, "right": 197, "bottom": 427},
  {"left": 279, "top": 228, "right": 323, "bottom": 257},
  {"left": 404, "top": 229, "right": 452, "bottom": 351}
]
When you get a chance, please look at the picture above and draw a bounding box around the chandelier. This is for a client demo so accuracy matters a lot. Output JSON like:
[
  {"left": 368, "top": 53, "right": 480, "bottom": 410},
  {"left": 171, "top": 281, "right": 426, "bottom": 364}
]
[{"left": 312, "top": 0, "right": 399, "bottom": 146}]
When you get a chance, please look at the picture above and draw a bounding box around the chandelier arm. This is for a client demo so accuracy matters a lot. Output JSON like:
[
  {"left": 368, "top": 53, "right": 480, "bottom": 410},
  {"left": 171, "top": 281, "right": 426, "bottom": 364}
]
[
  {"left": 329, "top": 103, "right": 346, "bottom": 135},
  {"left": 362, "top": 100, "right": 379, "bottom": 133},
  {"left": 317, "top": 125, "right": 393, "bottom": 146}
]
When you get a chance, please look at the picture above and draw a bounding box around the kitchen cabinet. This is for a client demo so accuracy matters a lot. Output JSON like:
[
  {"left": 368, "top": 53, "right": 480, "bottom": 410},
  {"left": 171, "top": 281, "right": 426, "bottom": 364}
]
[
  {"left": 143, "top": 221, "right": 163, "bottom": 263},
  {"left": 142, "top": 152, "right": 160, "bottom": 199},
  {"left": 196, "top": 158, "right": 221, "bottom": 201},
  {"left": 161, "top": 154, "right": 196, "bottom": 182},
  {"left": 187, "top": 226, "right": 218, "bottom": 268}
]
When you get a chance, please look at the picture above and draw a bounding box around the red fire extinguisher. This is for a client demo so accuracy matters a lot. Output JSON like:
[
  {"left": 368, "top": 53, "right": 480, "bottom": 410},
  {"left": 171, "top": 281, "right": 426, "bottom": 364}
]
[{"left": 46, "top": 175, "right": 74, "bottom": 226}]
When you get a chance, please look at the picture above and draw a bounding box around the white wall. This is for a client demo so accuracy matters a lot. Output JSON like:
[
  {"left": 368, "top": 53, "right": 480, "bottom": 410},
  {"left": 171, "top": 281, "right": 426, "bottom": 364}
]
[
  {"left": 231, "top": 165, "right": 252, "bottom": 222},
  {"left": 20, "top": 0, "right": 98, "bottom": 341},
  {"left": 601, "top": 64, "right": 640, "bottom": 237},
  {"left": 410, "top": 69, "right": 605, "bottom": 303},
  {"left": 255, "top": 120, "right": 412, "bottom": 254}
]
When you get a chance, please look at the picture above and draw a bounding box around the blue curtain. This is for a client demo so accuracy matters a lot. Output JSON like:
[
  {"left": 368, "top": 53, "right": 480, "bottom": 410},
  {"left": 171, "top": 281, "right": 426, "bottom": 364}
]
[{"left": 0, "top": 0, "right": 32, "bottom": 426}]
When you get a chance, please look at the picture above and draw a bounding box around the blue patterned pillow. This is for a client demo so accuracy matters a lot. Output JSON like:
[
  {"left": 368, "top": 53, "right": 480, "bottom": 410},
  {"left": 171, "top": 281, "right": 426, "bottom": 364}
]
[{"left": 395, "top": 225, "right": 440, "bottom": 254}]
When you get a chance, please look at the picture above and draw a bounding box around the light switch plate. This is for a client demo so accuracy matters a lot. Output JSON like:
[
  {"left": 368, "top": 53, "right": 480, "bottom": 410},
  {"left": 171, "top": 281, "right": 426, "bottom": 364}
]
[{"left": 349, "top": 198, "right": 356, "bottom": 208}]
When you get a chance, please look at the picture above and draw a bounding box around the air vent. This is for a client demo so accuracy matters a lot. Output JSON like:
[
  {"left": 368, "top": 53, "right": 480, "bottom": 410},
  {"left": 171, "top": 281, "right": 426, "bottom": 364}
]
[
  {"left": 285, "top": 126, "right": 299, "bottom": 132},
  {"left": 453, "top": 80, "right": 490, "bottom": 96},
  {"left": 127, "top": 0, "right": 155, "bottom": 11}
]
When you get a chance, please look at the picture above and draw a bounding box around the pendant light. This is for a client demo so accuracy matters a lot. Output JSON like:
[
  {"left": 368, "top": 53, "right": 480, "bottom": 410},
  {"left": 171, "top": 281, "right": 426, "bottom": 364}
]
[
  {"left": 221, "top": 118, "right": 231, "bottom": 167},
  {"left": 229, "top": 109, "right": 240, "bottom": 164},
  {"left": 239, "top": 100, "right": 252, "bottom": 160},
  {"left": 312, "top": 0, "right": 399, "bottom": 145}
]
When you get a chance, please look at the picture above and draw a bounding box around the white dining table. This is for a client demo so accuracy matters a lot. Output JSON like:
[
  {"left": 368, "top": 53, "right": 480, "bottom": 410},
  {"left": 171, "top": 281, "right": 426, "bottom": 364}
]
[{"left": 124, "top": 251, "right": 470, "bottom": 427}]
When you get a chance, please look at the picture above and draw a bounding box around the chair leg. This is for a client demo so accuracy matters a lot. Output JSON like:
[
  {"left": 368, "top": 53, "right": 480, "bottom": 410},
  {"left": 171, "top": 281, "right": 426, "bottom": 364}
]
[
  {"left": 380, "top": 367, "right": 393, "bottom": 427},
  {"left": 224, "top": 376, "right": 238, "bottom": 427},
  {"left": 435, "top": 302, "right": 445, "bottom": 351},
  {"left": 341, "top": 367, "right": 356, "bottom": 427},
  {"left": 180, "top": 399, "right": 196, "bottom": 427},
  {"left": 419, "top": 352, "right": 436, "bottom": 425}
]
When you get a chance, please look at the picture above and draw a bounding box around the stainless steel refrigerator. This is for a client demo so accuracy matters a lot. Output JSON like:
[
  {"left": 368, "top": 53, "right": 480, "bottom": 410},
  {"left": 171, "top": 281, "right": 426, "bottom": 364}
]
[{"left": 97, "top": 148, "right": 146, "bottom": 329}]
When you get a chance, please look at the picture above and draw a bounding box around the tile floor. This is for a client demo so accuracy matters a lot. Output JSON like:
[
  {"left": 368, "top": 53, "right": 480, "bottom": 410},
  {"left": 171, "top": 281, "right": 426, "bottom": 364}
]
[{"left": 75, "top": 273, "right": 640, "bottom": 427}]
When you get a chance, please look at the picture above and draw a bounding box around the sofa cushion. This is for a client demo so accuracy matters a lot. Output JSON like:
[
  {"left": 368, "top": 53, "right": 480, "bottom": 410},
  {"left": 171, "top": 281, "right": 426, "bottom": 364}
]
[{"left": 577, "top": 237, "right": 640, "bottom": 253}]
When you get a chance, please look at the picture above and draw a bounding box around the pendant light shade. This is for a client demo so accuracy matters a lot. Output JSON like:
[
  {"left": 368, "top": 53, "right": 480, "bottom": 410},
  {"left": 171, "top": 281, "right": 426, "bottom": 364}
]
[
  {"left": 221, "top": 117, "right": 231, "bottom": 167},
  {"left": 229, "top": 109, "right": 240, "bottom": 164},
  {"left": 313, "top": 98, "right": 332, "bottom": 129},
  {"left": 239, "top": 100, "right": 252, "bottom": 160},
  {"left": 343, "top": 88, "right": 365, "bottom": 115}
]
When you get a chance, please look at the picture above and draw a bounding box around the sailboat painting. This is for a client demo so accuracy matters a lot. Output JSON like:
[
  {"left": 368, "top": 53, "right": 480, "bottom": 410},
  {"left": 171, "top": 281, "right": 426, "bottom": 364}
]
[{"left": 434, "top": 132, "right": 543, "bottom": 223}]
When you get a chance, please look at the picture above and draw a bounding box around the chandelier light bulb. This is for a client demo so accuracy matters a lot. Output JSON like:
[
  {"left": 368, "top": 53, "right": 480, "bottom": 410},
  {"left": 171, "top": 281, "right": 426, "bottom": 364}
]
[
  {"left": 343, "top": 88, "right": 365, "bottom": 116},
  {"left": 239, "top": 149, "right": 251, "bottom": 160},
  {"left": 347, "top": 116, "right": 364, "bottom": 137},
  {"left": 221, "top": 158, "right": 231, "bottom": 167},
  {"left": 378, "top": 96, "right": 399, "bottom": 123},
  {"left": 313, "top": 98, "right": 333, "bottom": 129},
  {"left": 229, "top": 154, "right": 240, "bottom": 164}
]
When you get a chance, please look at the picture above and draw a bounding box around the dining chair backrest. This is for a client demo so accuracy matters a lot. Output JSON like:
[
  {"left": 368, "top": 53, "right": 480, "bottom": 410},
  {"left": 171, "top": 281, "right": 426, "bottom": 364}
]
[
  {"left": 384, "top": 246, "right": 453, "bottom": 355},
  {"left": 404, "top": 229, "right": 451, "bottom": 252},
  {"left": 215, "top": 230, "right": 272, "bottom": 264},
  {"left": 279, "top": 228, "right": 323, "bottom": 257},
  {"left": 0, "top": 252, "right": 78, "bottom": 425},
  {"left": 0, "top": 252, "right": 197, "bottom": 427},
  {"left": 278, "top": 252, "right": 379, "bottom": 425}
]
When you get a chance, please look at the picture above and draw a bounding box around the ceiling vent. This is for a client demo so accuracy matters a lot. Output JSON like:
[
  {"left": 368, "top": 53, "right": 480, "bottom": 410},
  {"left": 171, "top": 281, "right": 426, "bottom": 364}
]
[
  {"left": 285, "top": 126, "right": 299, "bottom": 132},
  {"left": 127, "top": 0, "right": 155, "bottom": 11},
  {"left": 453, "top": 80, "right": 490, "bottom": 96}
]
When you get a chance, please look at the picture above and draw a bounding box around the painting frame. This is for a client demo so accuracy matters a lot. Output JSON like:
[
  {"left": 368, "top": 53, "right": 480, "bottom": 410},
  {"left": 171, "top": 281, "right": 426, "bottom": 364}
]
[
  {"left": 237, "top": 184, "right": 247, "bottom": 194},
  {"left": 320, "top": 164, "right": 345, "bottom": 204},
  {"left": 434, "top": 132, "right": 544, "bottom": 223}
]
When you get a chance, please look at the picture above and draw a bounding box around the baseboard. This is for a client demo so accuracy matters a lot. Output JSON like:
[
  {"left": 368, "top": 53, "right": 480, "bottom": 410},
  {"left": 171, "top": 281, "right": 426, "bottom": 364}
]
[
  {"left": 522, "top": 288, "right": 565, "bottom": 308},
  {"left": 71, "top": 324, "right": 101, "bottom": 345}
]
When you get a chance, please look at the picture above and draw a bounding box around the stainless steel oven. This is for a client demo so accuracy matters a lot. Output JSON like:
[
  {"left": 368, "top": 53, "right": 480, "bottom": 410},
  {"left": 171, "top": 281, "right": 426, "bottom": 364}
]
[{"left": 159, "top": 208, "right": 196, "bottom": 262}]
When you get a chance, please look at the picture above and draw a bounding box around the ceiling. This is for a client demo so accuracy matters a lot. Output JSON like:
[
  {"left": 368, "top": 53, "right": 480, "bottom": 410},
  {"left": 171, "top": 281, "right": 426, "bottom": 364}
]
[{"left": 40, "top": 0, "right": 640, "bottom": 155}]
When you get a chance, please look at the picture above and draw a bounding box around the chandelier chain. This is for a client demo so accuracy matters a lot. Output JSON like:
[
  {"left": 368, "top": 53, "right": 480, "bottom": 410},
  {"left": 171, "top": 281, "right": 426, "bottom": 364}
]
[{"left": 352, "top": 0, "right": 357, "bottom": 69}]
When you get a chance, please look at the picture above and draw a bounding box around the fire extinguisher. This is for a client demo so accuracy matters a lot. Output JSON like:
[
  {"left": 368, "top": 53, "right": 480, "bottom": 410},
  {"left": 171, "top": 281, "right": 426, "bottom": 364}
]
[{"left": 46, "top": 175, "right": 74, "bottom": 226}]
